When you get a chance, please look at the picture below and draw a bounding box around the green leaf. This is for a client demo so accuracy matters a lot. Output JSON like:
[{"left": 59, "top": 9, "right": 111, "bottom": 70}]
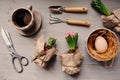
[
  {"left": 65, "top": 32, "right": 78, "bottom": 51},
  {"left": 74, "top": 33, "right": 78, "bottom": 48},
  {"left": 47, "top": 37, "right": 56, "bottom": 48},
  {"left": 66, "top": 35, "right": 74, "bottom": 50},
  {"left": 91, "top": 0, "right": 111, "bottom": 16}
]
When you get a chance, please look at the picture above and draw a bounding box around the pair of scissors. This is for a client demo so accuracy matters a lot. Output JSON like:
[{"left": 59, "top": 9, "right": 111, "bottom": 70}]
[{"left": 1, "top": 28, "right": 29, "bottom": 73}]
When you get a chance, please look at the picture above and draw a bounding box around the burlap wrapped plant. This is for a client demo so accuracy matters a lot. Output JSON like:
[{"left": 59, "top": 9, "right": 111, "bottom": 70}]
[
  {"left": 32, "top": 35, "right": 57, "bottom": 68},
  {"left": 87, "top": 29, "right": 119, "bottom": 67},
  {"left": 60, "top": 32, "right": 83, "bottom": 75}
]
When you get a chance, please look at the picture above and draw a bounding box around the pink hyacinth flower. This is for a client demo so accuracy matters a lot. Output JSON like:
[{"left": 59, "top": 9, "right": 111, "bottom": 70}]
[{"left": 65, "top": 32, "right": 76, "bottom": 38}]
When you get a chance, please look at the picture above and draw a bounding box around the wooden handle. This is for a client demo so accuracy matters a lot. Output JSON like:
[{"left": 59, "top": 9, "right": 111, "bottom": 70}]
[
  {"left": 67, "top": 19, "right": 90, "bottom": 27},
  {"left": 64, "top": 7, "right": 87, "bottom": 13}
]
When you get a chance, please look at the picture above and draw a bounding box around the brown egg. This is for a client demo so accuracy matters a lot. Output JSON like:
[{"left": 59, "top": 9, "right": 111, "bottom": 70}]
[{"left": 95, "top": 36, "right": 108, "bottom": 53}]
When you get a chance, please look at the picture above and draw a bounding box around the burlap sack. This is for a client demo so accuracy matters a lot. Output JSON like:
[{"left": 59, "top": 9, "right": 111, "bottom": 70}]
[{"left": 60, "top": 49, "right": 83, "bottom": 75}]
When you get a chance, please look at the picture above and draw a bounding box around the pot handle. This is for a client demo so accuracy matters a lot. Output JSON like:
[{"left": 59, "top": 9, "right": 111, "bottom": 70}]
[{"left": 27, "top": 5, "right": 32, "bottom": 11}]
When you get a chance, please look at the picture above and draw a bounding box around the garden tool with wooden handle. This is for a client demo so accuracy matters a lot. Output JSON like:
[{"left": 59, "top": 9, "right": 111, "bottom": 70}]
[
  {"left": 49, "top": 6, "right": 88, "bottom": 14},
  {"left": 49, "top": 14, "right": 90, "bottom": 27}
]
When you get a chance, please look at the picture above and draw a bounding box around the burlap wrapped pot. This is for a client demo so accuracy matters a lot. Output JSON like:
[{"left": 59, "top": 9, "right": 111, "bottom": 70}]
[{"left": 87, "top": 29, "right": 119, "bottom": 62}]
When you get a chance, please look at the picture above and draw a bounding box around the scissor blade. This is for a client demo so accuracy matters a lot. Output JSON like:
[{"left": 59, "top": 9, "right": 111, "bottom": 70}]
[{"left": 1, "top": 28, "right": 11, "bottom": 46}]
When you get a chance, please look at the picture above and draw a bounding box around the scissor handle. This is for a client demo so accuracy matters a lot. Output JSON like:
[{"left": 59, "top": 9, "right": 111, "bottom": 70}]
[
  {"left": 12, "top": 56, "right": 29, "bottom": 73},
  {"left": 20, "top": 56, "right": 29, "bottom": 66},
  {"left": 12, "top": 57, "right": 23, "bottom": 73}
]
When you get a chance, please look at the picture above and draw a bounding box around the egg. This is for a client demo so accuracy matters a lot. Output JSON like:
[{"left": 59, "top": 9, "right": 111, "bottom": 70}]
[{"left": 95, "top": 36, "right": 108, "bottom": 53}]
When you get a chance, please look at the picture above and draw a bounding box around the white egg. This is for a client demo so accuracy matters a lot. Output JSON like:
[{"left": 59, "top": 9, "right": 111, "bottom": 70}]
[{"left": 95, "top": 36, "right": 108, "bottom": 53}]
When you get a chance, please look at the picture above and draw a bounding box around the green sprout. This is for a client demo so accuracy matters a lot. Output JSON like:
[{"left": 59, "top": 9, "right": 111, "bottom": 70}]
[
  {"left": 65, "top": 32, "right": 78, "bottom": 52},
  {"left": 47, "top": 37, "right": 56, "bottom": 48},
  {"left": 91, "top": 0, "right": 111, "bottom": 16}
]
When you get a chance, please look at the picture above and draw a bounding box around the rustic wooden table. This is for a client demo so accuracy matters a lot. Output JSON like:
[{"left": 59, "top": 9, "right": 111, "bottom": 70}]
[{"left": 0, "top": 0, "right": 120, "bottom": 80}]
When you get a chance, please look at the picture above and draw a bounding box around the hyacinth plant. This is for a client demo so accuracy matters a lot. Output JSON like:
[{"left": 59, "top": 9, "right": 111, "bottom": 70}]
[
  {"left": 44, "top": 37, "right": 56, "bottom": 51},
  {"left": 65, "top": 32, "right": 78, "bottom": 52}
]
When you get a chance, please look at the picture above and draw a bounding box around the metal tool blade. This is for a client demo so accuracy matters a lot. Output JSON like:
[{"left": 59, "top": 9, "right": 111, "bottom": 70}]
[
  {"left": 49, "top": 6, "right": 63, "bottom": 14},
  {"left": 1, "top": 28, "right": 11, "bottom": 46}
]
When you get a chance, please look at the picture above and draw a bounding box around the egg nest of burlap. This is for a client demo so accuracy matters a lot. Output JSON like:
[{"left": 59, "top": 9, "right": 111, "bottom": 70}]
[{"left": 87, "top": 29, "right": 119, "bottom": 61}]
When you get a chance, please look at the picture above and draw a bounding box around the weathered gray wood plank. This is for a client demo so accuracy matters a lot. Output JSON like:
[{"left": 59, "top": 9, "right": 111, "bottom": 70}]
[{"left": 0, "top": 0, "right": 120, "bottom": 80}]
